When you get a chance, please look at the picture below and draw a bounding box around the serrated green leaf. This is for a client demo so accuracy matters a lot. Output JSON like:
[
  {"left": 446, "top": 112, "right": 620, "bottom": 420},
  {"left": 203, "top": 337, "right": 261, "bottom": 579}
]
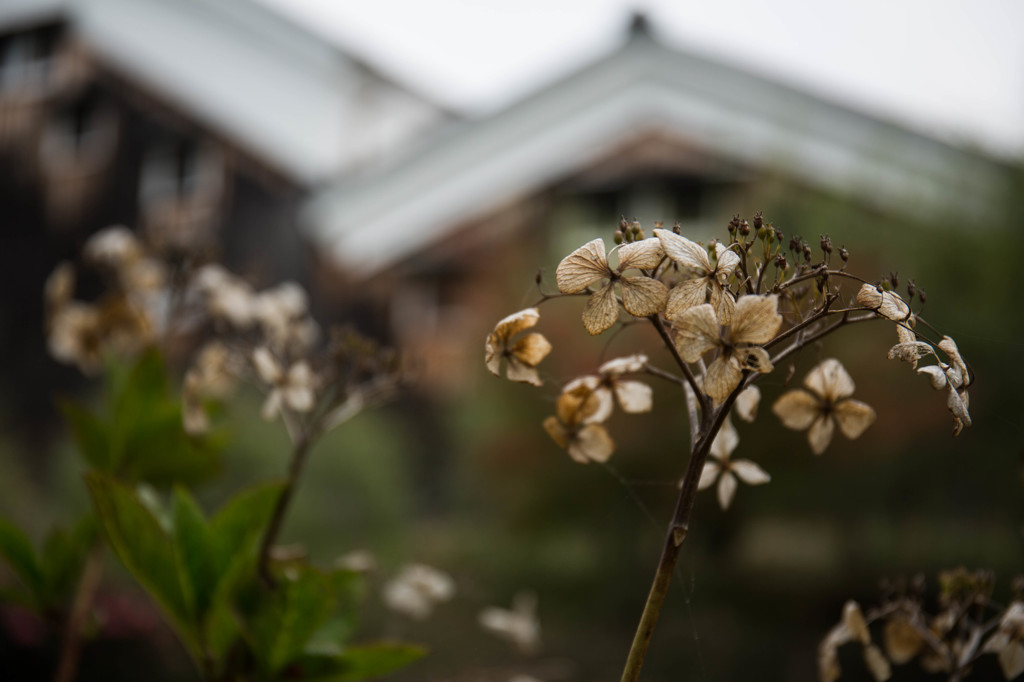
[
  {"left": 86, "top": 473, "right": 199, "bottom": 659},
  {"left": 0, "top": 518, "right": 44, "bottom": 607}
]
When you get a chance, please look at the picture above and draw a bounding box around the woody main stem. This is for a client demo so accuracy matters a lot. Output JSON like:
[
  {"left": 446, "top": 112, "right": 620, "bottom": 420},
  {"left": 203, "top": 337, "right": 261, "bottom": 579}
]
[{"left": 620, "top": 394, "right": 735, "bottom": 682}]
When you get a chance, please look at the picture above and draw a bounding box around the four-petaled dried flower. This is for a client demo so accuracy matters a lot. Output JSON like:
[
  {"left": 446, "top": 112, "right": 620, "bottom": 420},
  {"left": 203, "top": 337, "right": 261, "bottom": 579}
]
[
  {"left": 561, "top": 354, "right": 653, "bottom": 422},
  {"left": 382, "top": 564, "right": 455, "bottom": 620},
  {"left": 555, "top": 237, "right": 668, "bottom": 335},
  {"left": 252, "top": 347, "right": 316, "bottom": 421},
  {"left": 773, "top": 359, "right": 876, "bottom": 455},
  {"left": 697, "top": 418, "right": 770, "bottom": 510},
  {"left": 479, "top": 591, "right": 542, "bottom": 655},
  {"left": 485, "top": 308, "right": 552, "bottom": 386},
  {"left": 655, "top": 229, "right": 740, "bottom": 324},
  {"left": 673, "top": 295, "right": 782, "bottom": 402},
  {"left": 543, "top": 383, "right": 614, "bottom": 463}
]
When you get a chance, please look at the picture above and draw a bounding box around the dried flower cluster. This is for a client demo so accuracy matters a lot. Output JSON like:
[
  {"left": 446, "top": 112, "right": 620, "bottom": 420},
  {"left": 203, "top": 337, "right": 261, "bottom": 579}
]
[
  {"left": 486, "top": 215, "right": 971, "bottom": 472},
  {"left": 44, "top": 225, "right": 407, "bottom": 441},
  {"left": 484, "top": 214, "right": 974, "bottom": 680},
  {"left": 821, "top": 569, "right": 1024, "bottom": 681}
]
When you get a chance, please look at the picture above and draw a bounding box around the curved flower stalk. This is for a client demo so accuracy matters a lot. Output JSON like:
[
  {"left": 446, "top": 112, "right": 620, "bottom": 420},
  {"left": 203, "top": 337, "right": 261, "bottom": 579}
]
[
  {"left": 555, "top": 237, "right": 668, "bottom": 334},
  {"left": 483, "top": 214, "right": 974, "bottom": 682}
]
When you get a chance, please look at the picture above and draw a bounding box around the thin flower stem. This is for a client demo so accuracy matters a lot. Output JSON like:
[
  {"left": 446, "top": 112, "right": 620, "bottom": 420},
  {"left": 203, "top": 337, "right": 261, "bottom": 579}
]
[
  {"left": 257, "top": 428, "right": 314, "bottom": 587},
  {"left": 770, "top": 312, "right": 876, "bottom": 367},
  {"left": 620, "top": 390, "right": 739, "bottom": 682},
  {"left": 53, "top": 543, "right": 104, "bottom": 682},
  {"left": 765, "top": 294, "right": 839, "bottom": 350}
]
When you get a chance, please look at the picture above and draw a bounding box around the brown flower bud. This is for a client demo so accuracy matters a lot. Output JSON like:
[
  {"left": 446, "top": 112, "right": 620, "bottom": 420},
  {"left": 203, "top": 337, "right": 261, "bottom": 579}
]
[
  {"left": 839, "top": 246, "right": 849, "bottom": 263},
  {"left": 820, "top": 235, "right": 833, "bottom": 255},
  {"left": 889, "top": 271, "right": 899, "bottom": 289},
  {"left": 727, "top": 214, "right": 740, "bottom": 234},
  {"left": 613, "top": 230, "right": 624, "bottom": 244},
  {"left": 738, "top": 219, "right": 750, "bottom": 236},
  {"left": 672, "top": 221, "right": 681, "bottom": 235},
  {"left": 753, "top": 211, "right": 763, "bottom": 230},
  {"left": 906, "top": 280, "right": 916, "bottom": 298}
]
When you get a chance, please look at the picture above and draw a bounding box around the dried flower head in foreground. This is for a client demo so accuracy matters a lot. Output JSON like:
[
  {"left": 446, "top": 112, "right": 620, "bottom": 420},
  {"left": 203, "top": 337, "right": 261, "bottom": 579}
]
[
  {"left": 656, "top": 229, "right": 740, "bottom": 324},
  {"left": 673, "top": 295, "right": 781, "bottom": 402},
  {"left": 485, "top": 308, "right": 552, "bottom": 386},
  {"left": 773, "top": 359, "right": 876, "bottom": 455},
  {"left": 382, "top": 564, "right": 455, "bottom": 620},
  {"left": 555, "top": 238, "right": 668, "bottom": 334}
]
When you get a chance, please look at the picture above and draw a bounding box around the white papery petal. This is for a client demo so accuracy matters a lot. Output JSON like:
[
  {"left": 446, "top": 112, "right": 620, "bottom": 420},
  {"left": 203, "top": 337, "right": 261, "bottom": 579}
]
[{"left": 731, "top": 460, "right": 770, "bottom": 485}]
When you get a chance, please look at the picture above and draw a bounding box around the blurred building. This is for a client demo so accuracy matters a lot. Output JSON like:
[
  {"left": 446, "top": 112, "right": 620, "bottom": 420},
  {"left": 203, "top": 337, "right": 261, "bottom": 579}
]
[{"left": 1, "top": 2, "right": 1013, "bottom": 398}]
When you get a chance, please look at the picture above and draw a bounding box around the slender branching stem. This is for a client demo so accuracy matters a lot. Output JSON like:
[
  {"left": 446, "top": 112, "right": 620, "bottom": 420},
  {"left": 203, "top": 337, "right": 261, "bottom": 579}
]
[
  {"left": 53, "top": 543, "right": 104, "bottom": 682},
  {"left": 257, "top": 426, "right": 314, "bottom": 587},
  {"left": 620, "top": 389, "right": 739, "bottom": 682},
  {"left": 766, "top": 293, "right": 839, "bottom": 350}
]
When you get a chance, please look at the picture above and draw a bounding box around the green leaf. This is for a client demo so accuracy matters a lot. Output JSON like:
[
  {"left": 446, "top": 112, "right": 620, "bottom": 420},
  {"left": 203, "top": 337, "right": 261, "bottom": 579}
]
[
  {"left": 208, "top": 481, "right": 282, "bottom": 574},
  {"left": 297, "top": 643, "right": 427, "bottom": 682},
  {"left": 86, "top": 473, "right": 198, "bottom": 657},
  {"left": 235, "top": 566, "right": 337, "bottom": 677},
  {"left": 171, "top": 488, "right": 218, "bottom": 623},
  {"left": 0, "top": 518, "right": 44, "bottom": 607},
  {"left": 59, "top": 400, "right": 112, "bottom": 472}
]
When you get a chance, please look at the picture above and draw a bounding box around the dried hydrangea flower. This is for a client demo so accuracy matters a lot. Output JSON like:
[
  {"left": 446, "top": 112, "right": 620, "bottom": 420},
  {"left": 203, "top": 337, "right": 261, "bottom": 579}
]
[
  {"left": 673, "top": 294, "right": 782, "bottom": 403},
  {"left": 982, "top": 601, "right": 1024, "bottom": 680},
  {"left": 819, "top": 601, "right": 892, "bottom": 682},
  {"left": 193, "top": 264, "right": 257, "bottom": 329},
  {"left": 773, "top": 358, "right": 876, "bottom": 455},
  {"left": 913, "top": 336, "right": 972, "bottom": 436},
  {"left": 333, "top": 549, "right": 377, "bottom": 573},
  {"left": 696, "top": 418, "right": 770, "bottom": 509},
  {"left": 561, "top": 353, "right": 652, "bottom": 423},
  {"left": 655, "top": 229, "right": 740, "bottom": 324},
  {"left": 555, "top": 237, "right": 668, "bottom": 335},
  {"left": 252, "top": 347, "right": 316, "bottom": 421},
  {"left": 254, "top": 281, "right": 319, "bottom": 354},
  {"left": 382, "top": 564, "right": 455, "bottom": 620},
  {"left": 542, "top": 383, "right": 614, "bottom": 463},
  {"left": 47, "top": 302, "right": 105, "bottom": 375},
  {"left": 856, "top": 283, "right": 910, "bottom": 322},
  {"left": 479, "top": 591, "right": 541, "bottom": 655},
  {"left": 881, "top": 616, "right": 925, "bottom": 665},
  {"left": 484, "top": 308, "right": 552, "bottom": 387},
  {"left": 734, "top": 385, "right": 761, "bottom": 422},
  {"left": 82, "top": 225, "right": 142, "bottom": 268}
]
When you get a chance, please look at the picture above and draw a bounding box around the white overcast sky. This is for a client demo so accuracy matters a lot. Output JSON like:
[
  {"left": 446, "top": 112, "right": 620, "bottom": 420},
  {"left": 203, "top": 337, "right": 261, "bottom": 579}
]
[{"left": 258, "top": 0, "right": 1024, "bottom": 159}]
